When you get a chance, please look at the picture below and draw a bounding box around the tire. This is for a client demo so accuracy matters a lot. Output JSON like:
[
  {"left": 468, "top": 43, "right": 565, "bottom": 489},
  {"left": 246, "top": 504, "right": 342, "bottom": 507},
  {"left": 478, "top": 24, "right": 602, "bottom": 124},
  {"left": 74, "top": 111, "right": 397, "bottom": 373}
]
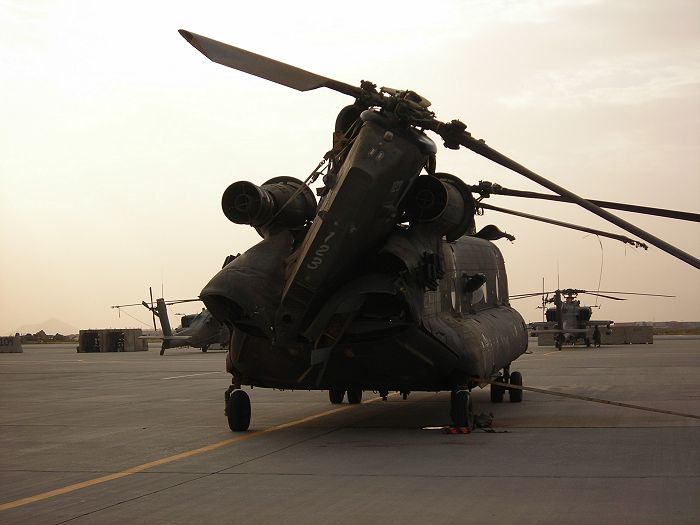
[
  {"left": 490, "top": 378, "right": 505, "bottom": 403},
  {"left": 346, "top": 389, "right": 362, "bottom": 404},
  {"left": 509, "top": 371, "right": 523, "bottom": 403},
  {"left": 226, "top": 389, "right": 251, "bottom": 431},
  {"left": 329, "top": 389, "right": 345, "bottom": 404},
  {"left": 201, "top": 344, "right": 209, "bottom": 353}
]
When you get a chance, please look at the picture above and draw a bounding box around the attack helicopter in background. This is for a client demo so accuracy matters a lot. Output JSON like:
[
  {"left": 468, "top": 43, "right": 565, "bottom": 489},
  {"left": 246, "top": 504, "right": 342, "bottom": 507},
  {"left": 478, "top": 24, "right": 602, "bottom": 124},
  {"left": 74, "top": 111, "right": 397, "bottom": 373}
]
[
  {"left": 177, "top": 30, "right": 699, "bottom": 432},
  {"left": 510, "top": 288, "right": 674, "bottom": 349},
  {"left": 112, "top": 291, "right": 229, "bottom": 355}
]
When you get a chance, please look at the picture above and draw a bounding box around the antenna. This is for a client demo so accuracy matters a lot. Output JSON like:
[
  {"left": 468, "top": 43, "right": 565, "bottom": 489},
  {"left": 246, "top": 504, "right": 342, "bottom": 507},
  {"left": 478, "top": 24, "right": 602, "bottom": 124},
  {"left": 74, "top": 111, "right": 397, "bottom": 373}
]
[
  {"left": 556, "top": 261, "right": 560, "bottom": 290},
  {"left": 542, "top": 277, "right": 545, "bottom": 322}
]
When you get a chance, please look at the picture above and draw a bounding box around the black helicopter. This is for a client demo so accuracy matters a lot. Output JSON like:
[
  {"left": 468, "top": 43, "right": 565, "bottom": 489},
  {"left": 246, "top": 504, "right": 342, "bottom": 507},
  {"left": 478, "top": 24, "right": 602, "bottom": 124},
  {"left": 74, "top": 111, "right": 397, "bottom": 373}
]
[
  {"left": 112, "top": 292, "right": 229, "bottom": 355},
  {"left": 511, "top": 288, "right": 673, "bottom": 349},
  {"left": 177, "top": 30, "right": 699, "bottom": 432}
]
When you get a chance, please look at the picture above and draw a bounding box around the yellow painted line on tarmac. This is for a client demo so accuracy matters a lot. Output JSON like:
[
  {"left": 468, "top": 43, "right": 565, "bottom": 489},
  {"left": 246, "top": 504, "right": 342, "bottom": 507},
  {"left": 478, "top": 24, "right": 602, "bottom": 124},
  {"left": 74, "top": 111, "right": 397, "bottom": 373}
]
[
  {"left": 161, "top": 372, "right": 224, "bottom": 380},
  {"left": 0, "top": 394, "right": 388, "bottom": 512}
]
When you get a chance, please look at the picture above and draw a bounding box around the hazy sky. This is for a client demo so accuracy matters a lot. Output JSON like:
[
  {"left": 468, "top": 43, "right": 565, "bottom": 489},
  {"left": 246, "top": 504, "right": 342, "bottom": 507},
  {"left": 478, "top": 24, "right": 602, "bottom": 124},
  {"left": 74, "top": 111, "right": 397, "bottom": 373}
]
[{"left": 1, "top": 0, "right": 699, "bottom": 333}]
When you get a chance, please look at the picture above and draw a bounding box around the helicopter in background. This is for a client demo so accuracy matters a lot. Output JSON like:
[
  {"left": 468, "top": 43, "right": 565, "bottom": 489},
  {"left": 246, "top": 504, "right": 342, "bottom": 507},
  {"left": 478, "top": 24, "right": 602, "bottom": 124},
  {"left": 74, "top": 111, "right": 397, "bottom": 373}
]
[
  {"left": 177, "top": 30, "right": 699, "bottom": 432},
  {"left": 112, "top": 291, "right": 229, "bottom": 355},
  {"left": 510, "top": 288, "right": 675, "bottom": 349}
]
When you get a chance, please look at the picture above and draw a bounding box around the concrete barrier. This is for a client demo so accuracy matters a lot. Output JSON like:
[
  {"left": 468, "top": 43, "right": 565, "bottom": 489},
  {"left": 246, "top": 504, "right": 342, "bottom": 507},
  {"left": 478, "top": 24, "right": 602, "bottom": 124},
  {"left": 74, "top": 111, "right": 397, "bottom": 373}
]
[
  {"left": 537, "top": 326, "right": 653, "bottom": 346},
  {"left": 0, "top": 335, "right": 23, "bottom": 353},
  {"left": 77, "top": 329, "right": 148, "bottom": 352}
]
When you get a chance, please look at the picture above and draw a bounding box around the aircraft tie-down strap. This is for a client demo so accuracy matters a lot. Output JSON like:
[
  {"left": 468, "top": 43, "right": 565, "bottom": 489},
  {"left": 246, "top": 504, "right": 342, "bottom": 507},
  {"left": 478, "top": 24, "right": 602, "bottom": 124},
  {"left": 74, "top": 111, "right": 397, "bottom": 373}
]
[{"left": 478, "top": 378, "right": 700, "bottom": 420}]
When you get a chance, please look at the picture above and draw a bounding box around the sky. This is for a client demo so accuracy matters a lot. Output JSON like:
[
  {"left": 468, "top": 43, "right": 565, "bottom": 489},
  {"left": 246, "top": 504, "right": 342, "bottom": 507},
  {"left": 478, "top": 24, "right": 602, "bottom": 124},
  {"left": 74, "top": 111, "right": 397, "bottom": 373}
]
[{"left": 1, "top": 0, "right": 699, "bottom": 333}]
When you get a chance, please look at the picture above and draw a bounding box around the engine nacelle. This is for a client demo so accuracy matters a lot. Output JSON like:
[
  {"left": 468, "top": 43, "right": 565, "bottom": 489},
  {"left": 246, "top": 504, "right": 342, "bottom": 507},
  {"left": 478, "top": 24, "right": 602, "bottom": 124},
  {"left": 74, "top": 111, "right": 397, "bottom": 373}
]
[
  {"left": 221, "top": 176, "right": 316, "bottom": 231},
  {"left": 402, "top": 173, "right": 475, "bottom": 241}
]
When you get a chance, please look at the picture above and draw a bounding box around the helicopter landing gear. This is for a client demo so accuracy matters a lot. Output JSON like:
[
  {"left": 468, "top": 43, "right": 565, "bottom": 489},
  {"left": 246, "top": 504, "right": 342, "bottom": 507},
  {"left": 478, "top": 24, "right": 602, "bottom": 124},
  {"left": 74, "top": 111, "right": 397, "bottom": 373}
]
[
  {"left": 490, "top": 376, "right": 506, "bottom": 403},
  {"left": 450, "top": 389, "right": 474, "bottom": 429},
  {"left": 509, "top": 371, "right": 523, "bottom": 403},
  {"left": 555, "top": 335, "right": 562, "bottom": 351},
  {"left": 201, "top": 344, "right": 209, "bottom": 353},
  {"left": 225, "top": 388, "right": 251, "bottom": 431},
  {"left": 492, "top": 367, "right": 523, "bottom": 403},
  {"left": 346, "top": 388, "right": 363, "bottom": 404},
  {"left": 159, "top": 343, "right": 166, "bottom": 356},
  {"left": 329, "top": 388, "right": 345, "bottom": 404}
]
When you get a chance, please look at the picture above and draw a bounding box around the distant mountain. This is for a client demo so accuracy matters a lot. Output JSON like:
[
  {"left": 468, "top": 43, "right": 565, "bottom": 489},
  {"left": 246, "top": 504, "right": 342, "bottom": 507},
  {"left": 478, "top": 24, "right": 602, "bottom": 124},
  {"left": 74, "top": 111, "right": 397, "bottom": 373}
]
[{"left": 15, "top": 318, "right": 79, "bottom": 335}]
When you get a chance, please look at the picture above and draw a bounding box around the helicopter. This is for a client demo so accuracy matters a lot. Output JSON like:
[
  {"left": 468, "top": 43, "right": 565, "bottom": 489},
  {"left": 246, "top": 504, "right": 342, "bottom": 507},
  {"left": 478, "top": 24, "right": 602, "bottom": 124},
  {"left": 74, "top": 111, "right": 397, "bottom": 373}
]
[
  {"left": 177, "top": 30, "right": 699, "bottom": 432},
  {"left": 112, "top": 291, "right": 229, "bottom": 355},
  {"left": 510, "top": 288, "right": 674, "bottom": 349}
]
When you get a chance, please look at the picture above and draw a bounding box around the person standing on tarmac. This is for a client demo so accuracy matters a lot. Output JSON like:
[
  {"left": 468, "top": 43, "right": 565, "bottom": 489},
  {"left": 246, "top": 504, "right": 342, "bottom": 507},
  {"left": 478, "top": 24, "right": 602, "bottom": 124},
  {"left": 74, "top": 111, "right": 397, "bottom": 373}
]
[{"left": 593, "top": 325, "right": 602, "bottom": 348}]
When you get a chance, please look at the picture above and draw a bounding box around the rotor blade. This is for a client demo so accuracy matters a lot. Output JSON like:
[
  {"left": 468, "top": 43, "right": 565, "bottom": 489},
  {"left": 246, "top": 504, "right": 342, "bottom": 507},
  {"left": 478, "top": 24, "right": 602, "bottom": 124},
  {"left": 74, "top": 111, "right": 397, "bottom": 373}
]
[
  {"left": 581, "top": 292, "right": 627, "bottom": 301},
  {"left": 591, "top": 290, "right": 675, "bottom": 297},
  {"left": 480, "top": 203, "right": 648, "bottom": 248},
  {"left": 476, "top": 185, "right": 700, "bottom": 222},
  {"left": 426, "top": 121, "right": 700, "bottom": 269},
  {"left": 178, "top": 30, "right": 362, "bottom": 98},
  {"left": 110, "top": 302, "right": 145, "bottom": 308},
  {"left": 163, "top": 298, "right": 202, "bottom": 305},
  {"left": 509, "top": 292, "right": 551, "bottom": 300}
]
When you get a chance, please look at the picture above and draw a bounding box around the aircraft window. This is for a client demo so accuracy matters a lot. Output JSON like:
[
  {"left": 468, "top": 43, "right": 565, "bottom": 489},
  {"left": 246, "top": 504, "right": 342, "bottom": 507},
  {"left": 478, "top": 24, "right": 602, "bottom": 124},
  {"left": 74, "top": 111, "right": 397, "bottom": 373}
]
[
  {"left": 471, "top": 283, "right": 487, "bottom": 308},
  {"left": 463, "top": 273, "right": 486, "bottom": 293}
]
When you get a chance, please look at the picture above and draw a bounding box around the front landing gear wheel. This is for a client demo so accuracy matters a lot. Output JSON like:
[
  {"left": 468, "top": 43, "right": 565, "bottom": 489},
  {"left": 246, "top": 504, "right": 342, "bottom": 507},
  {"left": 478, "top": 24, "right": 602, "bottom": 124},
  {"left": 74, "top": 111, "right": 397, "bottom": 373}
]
[
  {"left": 201, "top": 344, "right": 209, "bottom": 353},
  {"left": 329, "top": 389, "right": 345, "bottom": 404},
  {"left": 226, "top": 389, "right": 251, "bottom": 431},
  {"left": 509, "top": 371, "right": 523, "bottom": 403},
  {"left": 346, "top": 389, "right": 362, "bottom": 404},
  {"left": 490, "top": 377, "right": 506, "bottom": 403},
  {"left": 450, "top": 390, "right": 474, "bottom": 429}
]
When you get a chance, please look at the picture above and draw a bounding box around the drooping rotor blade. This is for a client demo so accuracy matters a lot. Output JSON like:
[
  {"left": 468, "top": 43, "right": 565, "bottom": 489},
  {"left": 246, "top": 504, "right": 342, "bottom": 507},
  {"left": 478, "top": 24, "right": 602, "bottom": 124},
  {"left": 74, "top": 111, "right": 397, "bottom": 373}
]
[
  {"left": 178, "top": 30, "right": 364, "bottom": 98},
  {"left": 164, "top": 298, "right": 201, "bottom": 305},
  {"left": 471, "top": 184, "right": 700, "bottom": 222},
  {"left": 511, "top": 289, "right": 674, "bottom": 300},
  {"left": 480, "top": 203, "right": 648, "bottom": 249},
  {"left": 178, "top": 32, "right": 699, "bottom": 269},
  {"left": 581, "top": 292, "right": 627, "bottom": 301},
  {"left": 111, "top": 302, "right": 145, "bottom": 308},
  {"left": 589, "top": 290, "right": 675, "bottom": 298},
  {"left": 425, "top": 121, "right": 700, "bottom": 269},
  {"left": 509, "top": 294, "right": 545, "bottom": 300}
]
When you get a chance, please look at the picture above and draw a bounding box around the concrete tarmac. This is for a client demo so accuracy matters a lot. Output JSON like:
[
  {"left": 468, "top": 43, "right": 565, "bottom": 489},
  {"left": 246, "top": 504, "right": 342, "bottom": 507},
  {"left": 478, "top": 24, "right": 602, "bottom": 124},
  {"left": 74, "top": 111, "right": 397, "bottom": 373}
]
[{"left": 0, "top": 339, "right": 698, "bottom": 524}]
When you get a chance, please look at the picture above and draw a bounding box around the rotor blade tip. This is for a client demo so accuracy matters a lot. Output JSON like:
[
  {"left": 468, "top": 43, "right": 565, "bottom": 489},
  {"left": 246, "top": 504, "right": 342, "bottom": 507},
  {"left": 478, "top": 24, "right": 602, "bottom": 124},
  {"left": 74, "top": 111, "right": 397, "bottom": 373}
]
[{"left": 178, "top": 29, "right": 193, "bottom": 42}]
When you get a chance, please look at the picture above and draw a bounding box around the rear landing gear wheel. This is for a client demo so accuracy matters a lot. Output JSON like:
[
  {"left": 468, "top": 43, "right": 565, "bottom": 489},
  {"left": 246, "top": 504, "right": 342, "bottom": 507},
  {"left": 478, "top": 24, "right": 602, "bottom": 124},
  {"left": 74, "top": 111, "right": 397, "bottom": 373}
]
[
  {"left": 201, "top": 344, "right": 209, "bottom": 353},
  {"left": 226, "top": 389, "right": 251, "bottom": 431},
  {"left": 490, "top": 377, "right": 506, "bottom": 403},
  {"left": 346, "top": 389, "right": 362, "bottom": 404},
  {"left": 509, "top": 371, "right": 523, "bottom": 403},
  {"left": 329, "top": 389, "right": 345, "bottom": 404},
  {"left": 450, "top": 390, "right": 473, "bottom": 429}
]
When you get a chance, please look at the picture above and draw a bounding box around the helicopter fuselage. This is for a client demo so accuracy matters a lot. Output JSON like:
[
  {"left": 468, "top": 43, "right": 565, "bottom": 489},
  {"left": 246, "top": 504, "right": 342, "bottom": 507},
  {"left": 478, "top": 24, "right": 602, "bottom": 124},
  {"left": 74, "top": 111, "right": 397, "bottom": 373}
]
[
  {"left": 221, "top": 236, "right": 527, "bottom": 391},
  {"left": 198, "top": 107, "right": 528, "bottom": 431}
]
